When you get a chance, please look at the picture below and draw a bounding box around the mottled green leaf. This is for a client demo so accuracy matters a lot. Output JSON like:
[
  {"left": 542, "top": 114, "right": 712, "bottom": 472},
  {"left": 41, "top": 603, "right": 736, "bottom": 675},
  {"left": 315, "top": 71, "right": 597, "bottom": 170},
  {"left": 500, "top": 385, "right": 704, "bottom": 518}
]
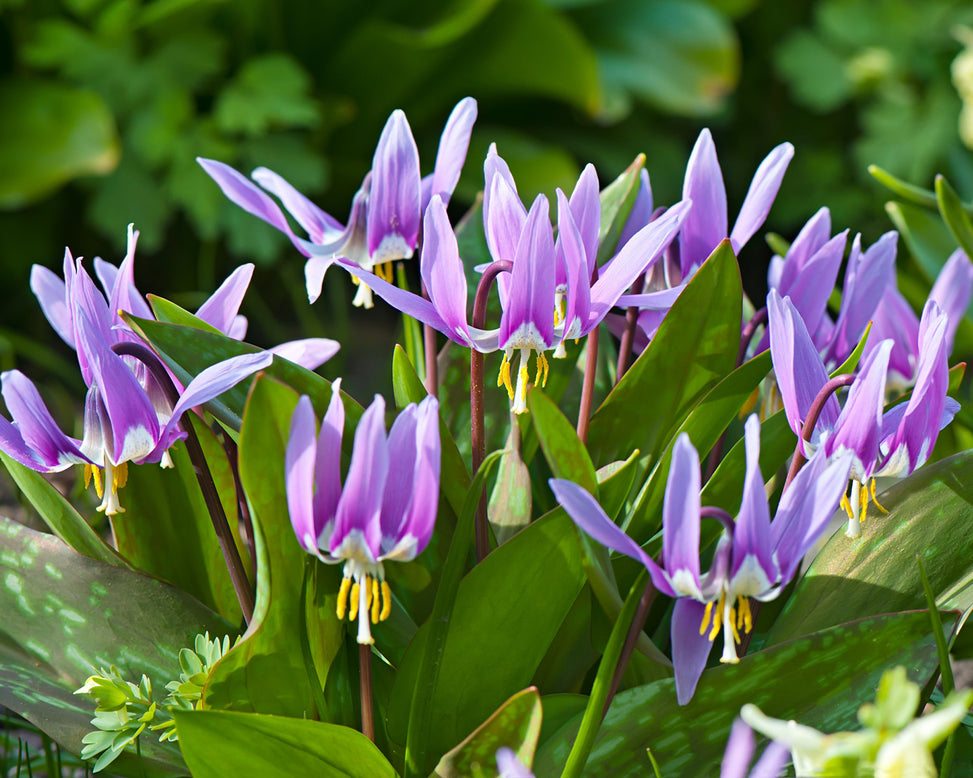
[
  {"left": 433, "top": 688, "right": 542, "bottom": 777},
  {"left": 174, "top": 710, "right": 396, "bottom": 778},
  {"left": 768, "top": 450, "right": 973, "bottom": 644},
  {"left": 0, "top": 79, "right": 119, "bottom": 208},
  {"left": 936, "top": 174, "right": 973, "bottom": 263},
  {"left": 529, "top": 386, "right": 597, "bottom": 495},
  {"left": 534, "top": 611, "right": 952, "bottom": 777}
]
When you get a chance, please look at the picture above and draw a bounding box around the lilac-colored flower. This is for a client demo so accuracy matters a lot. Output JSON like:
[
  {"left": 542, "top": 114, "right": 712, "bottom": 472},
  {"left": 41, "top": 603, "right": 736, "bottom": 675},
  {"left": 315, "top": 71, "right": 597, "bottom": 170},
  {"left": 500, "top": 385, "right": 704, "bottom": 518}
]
[
  {"left": 614, "top": 130, "right": 793, "bottom": 341},
  {"left": 0, "top": 227, "right": 280, "bottom": 513},
  {"left": 768, "top": 290, "right": 958, "bottom": 537},
  {"left": 199, "top": 98, "right": 477, "bottom": 309},
  {"left": 285, "top": 387, "right": 440, "bottom": 644},
  {"left": 316, "top": 175, "right": 688, "bottom": 413},
  {"left": 721, "top": 717, "right": 790, "bottom": 778},
  {"left": 550, "top": 414, "right": 851, "bottom": 704},
  {"left": 496, "top": 747, "right": 534, "bottom": 778}
]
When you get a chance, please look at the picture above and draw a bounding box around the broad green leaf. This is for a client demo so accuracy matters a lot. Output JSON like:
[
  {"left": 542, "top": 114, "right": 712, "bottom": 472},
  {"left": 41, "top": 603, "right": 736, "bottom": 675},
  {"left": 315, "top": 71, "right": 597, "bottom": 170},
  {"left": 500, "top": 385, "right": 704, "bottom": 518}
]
[
  {"left": 624, "top": 350, "right": 772, "bottom": 542},
  {"left": 122, "top": 315, "right": 355, "bottom": 431},
  {"left": 936, "top": 175, "right": 973, "bottom": 263},
  {"left": 595, "top": 154, "right": 645, "bottom": 266},
  {"left": 0, "top": 517, "right": 231, "bottom": 773},
  {"left": 173, "top": 710, "right": 396, "bottom": 778},
  {"left": 0, "top": 451, "right": 123, "bottom": 568},
  {"left": 594, "top": 450, "right": 640, "bottom": 522},
  {"left": 388, "top": 510, "right": 586, "bottom": 767},
  {"left": 0, "top": 79, "right": 119, "bottom": 208},
  {"left": 203, "top": 375, "right": 343, "bottom": 718},
  {"left": 111, "top": 417, "right": 245, "bottom": 622},
  {"left": 529, "top": 386, "right": 597, "bottom": 495},
  {"left": 767, "top": 450, "right": 973, "bottom": 644},
  {"left": 576, "top": 0, "right": 739, "bottom": 117},
  {"left": 148, "top": 295, "right": 222, "bottom": 334},
  {"left": 586, "top": 240, "right": 741, "bottom": 473},
  {"left": 534, "top": 611, "right": 952, "bottom": 777},
  {"left": 433, "top": 688, "right": 542, "bottom": 777}
]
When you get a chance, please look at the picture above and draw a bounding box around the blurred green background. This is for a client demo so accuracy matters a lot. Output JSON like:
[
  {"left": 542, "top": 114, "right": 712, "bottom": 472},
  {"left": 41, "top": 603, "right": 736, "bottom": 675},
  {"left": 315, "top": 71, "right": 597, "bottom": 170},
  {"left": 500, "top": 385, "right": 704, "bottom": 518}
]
[{"left": 3, "top": 0, "right": 973, "bottom": 399}]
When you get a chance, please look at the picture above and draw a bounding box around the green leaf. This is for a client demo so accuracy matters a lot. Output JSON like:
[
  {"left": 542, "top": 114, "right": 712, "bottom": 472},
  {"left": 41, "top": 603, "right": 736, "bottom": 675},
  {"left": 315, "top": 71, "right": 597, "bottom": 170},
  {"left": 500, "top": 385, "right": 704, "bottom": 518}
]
[
  {"left": 110, "top": 417, "right": 245, "bottom": 622},
  {"left": 936, "top": 174, "right": 973, "bottom": 262},
  {"left": 767, "top": 450, "right": 973, "bottom": 645},
  {"left": 203, "top": 375, "right": 343, "bottom": 718},
  {"left": 884, "top": 199, "right": 959, "bottom": 286},
  {"left": 595, "top": 154, "right": 645, "bottom": 266},
  {"left": 388, "top": 510, "right": 586, "bottom": 769},
  {"left": 433, "top": 688, "right": 542, "bottom": 778},
  {"left": 0, "top": 451, "right": 123, "bottom": 568},
  {"left": 0, "top": 79, "right": 119, "bottom": 208},
  {"left": 534, "top": 611, "right": 953, "bottom": 777},
  {"left": 148, "top": 295, "right": 222, "bottom": 334},
  {"left": 577, "top": 0, "right": 739, "bottom": 118},
  {"left": 868, "top": 164, "right": 939, "bottom": 209},
  {"left": 529, "top": 387, "right": 597, "bottom": 495},
  {"left": 173, "top": 710, "right": 396, "bottom": 778},
  {"left": 488, "top": 423, "right": 532, "bottom": 545},
  {"left": 586, "top": 240, "right": 741, "bottom": 480},
  {"left": 0, "top": 517, "right": 230, "bottom": 772}
]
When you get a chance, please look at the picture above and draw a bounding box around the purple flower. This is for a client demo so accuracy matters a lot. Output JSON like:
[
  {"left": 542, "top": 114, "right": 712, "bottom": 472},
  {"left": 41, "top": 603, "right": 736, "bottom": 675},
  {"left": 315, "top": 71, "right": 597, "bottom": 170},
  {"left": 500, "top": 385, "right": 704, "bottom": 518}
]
[
  {"left": 318, "top": 169, "right": 688, "bottom": 413},
  {"left": 0, "top": 226, "right": 280, "bottom": 513},
  {"left": 550, "top": 414, "right": 851, "bottom": 704},
  {"left": 720, "top": 717, "right": 790, "bottom": 778},
  {"left": 285, "top": 386, "right": 440, "bottom": 644},
  {"left": 199, "top": 98, "right": 477, "bottom": 309},
  {"left": 496, "top": 747, "right": 534, "bottom": 778}
]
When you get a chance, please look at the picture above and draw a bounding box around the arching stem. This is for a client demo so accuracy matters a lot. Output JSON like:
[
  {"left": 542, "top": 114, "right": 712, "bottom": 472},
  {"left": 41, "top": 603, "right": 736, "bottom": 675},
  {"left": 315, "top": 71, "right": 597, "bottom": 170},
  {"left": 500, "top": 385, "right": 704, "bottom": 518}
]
[
  {"left": 471, "top": 260, "right": 513, "bottom": 562},
  {"left": 576, "top": 266, "right": 601, "bottom": 444},
  {"left": 783, "top": 373, "right": 856, "bottom": 492},
  {"left": 112, "top": 342, "right": 255, "bottom": 624},
  {"left": 615, "top": 275, "right": 645, "bottom": 382}
]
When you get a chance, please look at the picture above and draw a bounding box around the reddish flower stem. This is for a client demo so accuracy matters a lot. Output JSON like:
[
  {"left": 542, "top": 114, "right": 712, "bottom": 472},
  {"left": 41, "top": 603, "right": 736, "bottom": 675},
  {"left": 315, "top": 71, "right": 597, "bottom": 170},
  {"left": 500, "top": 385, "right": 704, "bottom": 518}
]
[{"left": 783, "top": 373, "right": 856, "bottom": 492}]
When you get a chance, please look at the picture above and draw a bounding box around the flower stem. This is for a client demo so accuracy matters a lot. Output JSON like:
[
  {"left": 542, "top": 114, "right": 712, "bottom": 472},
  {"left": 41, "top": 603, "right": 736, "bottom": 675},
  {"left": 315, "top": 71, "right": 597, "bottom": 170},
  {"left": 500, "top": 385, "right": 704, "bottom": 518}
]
[
  {"left": 615, "top": 275, "right": 645, "bottom": 382},
  {"left": 112, "top": 342, "right": 255, "bottom": 624},
  {"left": 470, "top": 260, "right": 513, "bottom": 562},
  {"left": 576, "top": 265, "right": 601, "bottom": 444},
  {"left": 602, "top": 578, "right": 656, "bottom": 718},
  {"left": 359, "top": 642, "right": 374, "bottom": 742},
  {"left": 783, "top": 373, "right": 856, "bottom": 491}
]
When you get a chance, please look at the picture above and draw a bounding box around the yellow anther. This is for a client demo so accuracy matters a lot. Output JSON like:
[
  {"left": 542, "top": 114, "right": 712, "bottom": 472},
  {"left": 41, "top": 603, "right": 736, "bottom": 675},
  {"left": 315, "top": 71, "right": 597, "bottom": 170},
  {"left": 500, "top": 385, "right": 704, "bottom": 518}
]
[
  {"left": 708, "top": 592, "right": 726, "bottom": 641},
  {"left": 700, "top": 601, "right": 714, "bottom": 637},
  {"left": 728, "top": 606, "right": 741, "bottom": 644},
  {"left": 349, "top": 583, "right": 360, "bottom": 621},
  {"left": 739, "top": 386, "right": 760, "bottom": 419},
  {"left": 364, "top": 575, "right": 373, "bottom": 612},
  {"left": 336, "top": 577, "right": 352, "bottom": 620},
  {"left": 535, "top": 353, "right": 550, "bottom": 388},
  {"left": 840, "top": 493, "right": 854, "bottom": 520},
  {"left": 370, "top": 578, "right": 381, "bottom": 624},
  {"left": 374, "top": 262, "right": 394, "bottom": 283},
  {"left": 737, "top": 597, "right": 753, "bottom": 634},
  {"left": 498, "top": 354, "right": 514, "bottom": 399},
  {"left": 380, "top": 581, "right": 392, "bottom": 621},
  {"left": 89, "top": 466, "right": 104, "bottom": 499},
  {"left": 869, "top": 480, "right": 888, "bottom": 514},
  {"left": 859, "top": 483, "right": 869, "bottom": 526},
  {"left": 114, "top": 461, "right": 128, "bottom": 491}
]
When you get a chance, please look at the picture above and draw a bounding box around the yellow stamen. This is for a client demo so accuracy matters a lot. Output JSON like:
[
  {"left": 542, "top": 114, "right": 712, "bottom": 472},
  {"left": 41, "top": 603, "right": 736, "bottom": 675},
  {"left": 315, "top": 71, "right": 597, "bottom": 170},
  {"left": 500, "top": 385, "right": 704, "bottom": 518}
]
[
  {"left": 380, "top": 581, "right": 392, "bottom": 621},
  {"left": 737, "top": 596, "right": 753, "bottom": 634},
  {"left": 370, "top": 577, "right": 381, "bottom": 624},
  {"left": 114, "top": 461, "right": 128, "bottom": 492},
  {"left": 709, "top": 591, "right": 726, "bottom": 641},
  {"left": 840, "top": 492, "right": 854, "bottom": 521},
  {"left": 89, "top": 466, "right": 104, "bottom": 499},
  {"left": 728, "top": 605, "right": 741, "bottom": 644},
  {"left": 739, "top": 386, "right": 760, "bottom": 419},
  {"left": 860, "top": 483, "right": 869, "bottom": 526},
  {"left": 535, "top": 353, "right": 550, "bottom": 388},
  {"left": 349, "top": 583, "right": 360, "bottom": 621},
  {"left": 498, "top": 354, "right": 514, "bottom": 399},
  {"left": 869, "top": 479, "right": 888, "bottom": 514},
  {"left": 336, "top": 577, "right": 352, "bottom": 620},
  {"left": 84, "top": 464, "right": 93, "bottom": 490},
  {"left": 364, "top": 574, "right": 373, "bottom": 613},
  {"left": 700, "top": 601, "right": 714, "bottom": 637}
]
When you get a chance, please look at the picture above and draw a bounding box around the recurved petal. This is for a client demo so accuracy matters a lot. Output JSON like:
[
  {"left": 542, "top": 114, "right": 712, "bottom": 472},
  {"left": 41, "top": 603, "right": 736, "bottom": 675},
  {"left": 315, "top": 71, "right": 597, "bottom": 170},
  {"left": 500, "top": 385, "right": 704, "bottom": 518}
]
[
  {"left": 0, "top": 370, "right": 89, "bottom": 469},
  {"left": 251, "top": 167, "right": 344, "bottom": 243},
  {"left": 671, "top": 597, "right": 715, "bottom": 705},
  {"left": 549, "top": 478, "right": 674, "bottom": 596},
  {"left": 420, "top": 196, "right": 472, "bottom": 344},
  {"left": 730, "top": 416, "right": 775, "bottom": 592},
  {"left": 720, "top": 719, "right": 756, "bottom": 778},
  {"left": 771, "top": 450, "right": 851, "bottom": 584},
  {"left": 30, "top": 264, "right": 73, "bottom": 348},
  {"left": 930, "top": 248, "right": 973, "bottom": 356},
  {"left": 195, "top": 264, "right": 255, "bottom": 335},
  {"left": 484, "top": 167, "right": 527, "bottom": 265},
  {"left": 268, "top": 338, "right": 340, "bottom": 370},
  {"left": 556, "top": 189, "right": 590, "bottom": 341},
  {"left": 729, "top": 142, "right": 794, "bottom": 253},
  {"left": 368, "top": 110, "right": 421, "bottom": 263},
  {"left": 569, "top": 164, "right": 601, "bottom": 274},
  {"left": 616, "top": 169, "right": 654, "bottom": 252},
  {"left": 286, "top": 396, "right": 322, "bottom": 555},
  {"left": 331, "top": 395, "right": 389, "bottom": 562},
  {"left": 663, "top": 433, "right": 702, "bottom": 597},
  {"left": 313, "top": 379, "right": 345, "bottom": 546},
  {"left": 428, "top": 97, "right": 477, "bottom": 207},
  {"left": 197, "top": 158, "right": 300, "bottom": 244},
  {"left": 680, "top": 129, "right": 728, "bottom": 272}
]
